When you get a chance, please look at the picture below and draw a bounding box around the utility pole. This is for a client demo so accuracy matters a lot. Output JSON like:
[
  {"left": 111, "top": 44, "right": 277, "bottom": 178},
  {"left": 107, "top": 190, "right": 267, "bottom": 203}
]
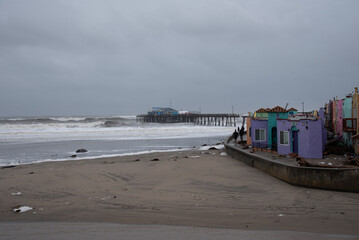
[{"left": 302, "top": 102, "right": 304, "bottom": 113}]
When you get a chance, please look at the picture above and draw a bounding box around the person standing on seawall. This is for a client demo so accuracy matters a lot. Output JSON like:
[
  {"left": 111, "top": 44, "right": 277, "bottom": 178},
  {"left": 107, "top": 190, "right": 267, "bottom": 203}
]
[
  {"left": 232, "top": 129, "right": 239, "bottom": 144},
  {"left": 239, "top": 126, "right": 244, "bottom": 142}
]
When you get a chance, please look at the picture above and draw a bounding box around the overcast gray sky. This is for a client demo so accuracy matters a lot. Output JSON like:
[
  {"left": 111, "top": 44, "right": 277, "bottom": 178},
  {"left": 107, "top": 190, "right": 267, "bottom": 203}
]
[{"left": 0, "top": 0, "right": 358, "bottom": 117}]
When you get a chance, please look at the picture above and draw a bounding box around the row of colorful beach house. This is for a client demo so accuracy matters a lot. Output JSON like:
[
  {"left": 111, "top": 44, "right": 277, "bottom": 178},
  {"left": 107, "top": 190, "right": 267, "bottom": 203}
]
[{"left": 246, "top": 87, "right": 359, "bottom": 159}]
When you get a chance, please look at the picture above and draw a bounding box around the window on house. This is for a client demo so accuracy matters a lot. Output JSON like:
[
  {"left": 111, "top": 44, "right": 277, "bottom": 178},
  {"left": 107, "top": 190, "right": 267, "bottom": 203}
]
[
  {"left": 255, "top": 129, "right": 266, "bottom": 141},
  {"left": 280, "top": 131, "right": 289, "bottom": 145},
  {"left": 249, "top": 127, "right": 252, "bottom": 137}
]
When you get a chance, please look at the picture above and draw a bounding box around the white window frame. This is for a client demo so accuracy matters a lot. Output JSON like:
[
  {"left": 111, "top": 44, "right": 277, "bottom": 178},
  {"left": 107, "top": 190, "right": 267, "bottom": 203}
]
[
  {"left": 279, "top": 131, "right": 289, "bottom": 145},
  {"left": 255, "top": 129, "right": 266, "bottom": 141}
]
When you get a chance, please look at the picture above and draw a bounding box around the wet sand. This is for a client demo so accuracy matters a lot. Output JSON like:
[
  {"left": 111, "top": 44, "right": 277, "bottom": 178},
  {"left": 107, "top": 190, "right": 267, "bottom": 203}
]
[{"left": 1, "top": 148, "right": 359, "bottom": 236}]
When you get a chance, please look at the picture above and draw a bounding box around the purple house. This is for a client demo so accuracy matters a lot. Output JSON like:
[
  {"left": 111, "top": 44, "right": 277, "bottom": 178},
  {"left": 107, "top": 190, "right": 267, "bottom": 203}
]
[
  {"left": 251, "top": 118, "right": 268, "bottom": 149},
  {"left": 277, "top": 115, "right": 326, "bottom": 159}
]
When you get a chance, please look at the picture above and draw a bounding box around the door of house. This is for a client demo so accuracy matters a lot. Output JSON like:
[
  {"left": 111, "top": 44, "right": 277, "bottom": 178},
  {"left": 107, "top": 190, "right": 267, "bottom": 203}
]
[
  {"left": 292, "top": 129, "right": 298, "bottom": 154},
  {"left": 271, "top": 127, "right": 277, "bottom": 151}
]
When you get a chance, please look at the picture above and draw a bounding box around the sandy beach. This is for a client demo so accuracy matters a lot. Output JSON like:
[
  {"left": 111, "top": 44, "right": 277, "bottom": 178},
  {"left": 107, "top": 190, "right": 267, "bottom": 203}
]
[{"left": 1, "top": 148, "right": 359, "bottom": 236}]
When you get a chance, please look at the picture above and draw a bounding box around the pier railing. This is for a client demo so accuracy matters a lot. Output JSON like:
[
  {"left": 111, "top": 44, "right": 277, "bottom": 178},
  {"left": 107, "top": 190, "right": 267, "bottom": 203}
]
[{"left": 136, "top": 114, "right": 240, "bottom": 127}]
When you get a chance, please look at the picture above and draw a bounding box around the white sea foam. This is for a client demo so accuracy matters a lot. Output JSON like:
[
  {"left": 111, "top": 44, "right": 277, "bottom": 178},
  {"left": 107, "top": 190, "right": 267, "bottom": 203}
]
[
  {"left": 0, "top": 122, "right": 234, "bottom": 143},
  {"left": 0, "top": 115, "right": 238, "bottom": 166}
]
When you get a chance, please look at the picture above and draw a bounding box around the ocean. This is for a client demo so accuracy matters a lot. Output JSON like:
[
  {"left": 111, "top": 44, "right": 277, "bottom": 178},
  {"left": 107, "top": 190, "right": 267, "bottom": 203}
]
[{"left": 0, "top": 116, "right": 236, "bottom": 166}]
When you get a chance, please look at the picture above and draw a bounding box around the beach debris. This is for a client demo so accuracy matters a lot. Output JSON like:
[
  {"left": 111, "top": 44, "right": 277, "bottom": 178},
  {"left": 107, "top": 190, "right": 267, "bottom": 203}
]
[
  {"left": 150, "top": 158, "right": 159, "bottom": 161},
  {"left": 220, "top": 152, "right": 227, "bottom": 156},
  {"left": 11, "top": 192, "right": 21, "bottom": 196},
  {"left": 76, "top": 148, "right": 88, "bottom": 153},
  {"left": 70, "top": 155, "right": 77, "bottom": 158},
  {"left": 190, "top": 156, "right": 200, "bottom": 158},
  {"left": 103, "top": 161, "right": 115, "bottom": 164},
  {"left": 29, "top": 172, "right": 34, "bottom": 174},
  {"left": 278, "top": 214, "right": 284, "bottom": 217},
  {"left": 344, "top": 154, "right": 359, "bottom": 166},
  {"left": 12, "top": 206, "right": 33, "bottom": 213},
  {"left": 296, "top": 157, "right": 357, "bottom": 168},
  {"left": 1, "top": 165, "right": 16, "bottom": 169},
  {"left": 134, "top": 159, "right": 140, "bottom": 162}
]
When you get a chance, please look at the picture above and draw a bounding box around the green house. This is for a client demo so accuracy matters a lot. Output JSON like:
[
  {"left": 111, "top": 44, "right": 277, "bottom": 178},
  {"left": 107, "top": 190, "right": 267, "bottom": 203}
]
[{"left": 253, "top": 106, "right": 298, "bottom": 151}]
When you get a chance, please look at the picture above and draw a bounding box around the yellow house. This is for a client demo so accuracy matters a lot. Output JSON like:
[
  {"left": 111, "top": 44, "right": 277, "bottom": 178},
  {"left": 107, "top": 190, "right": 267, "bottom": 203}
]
[{"left": 352, "top": 87, "right": 359, "bottom": 154}]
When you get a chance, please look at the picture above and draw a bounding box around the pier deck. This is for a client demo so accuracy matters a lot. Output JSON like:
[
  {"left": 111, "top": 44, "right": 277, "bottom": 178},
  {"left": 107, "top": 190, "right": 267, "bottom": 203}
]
[{"left": 136, "top": 114, "right": 240, "bottom": 126}]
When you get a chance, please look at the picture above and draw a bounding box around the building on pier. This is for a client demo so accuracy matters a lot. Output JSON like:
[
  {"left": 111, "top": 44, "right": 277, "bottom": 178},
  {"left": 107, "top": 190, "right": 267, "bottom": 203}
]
[{"left": 148, "top": 107, "right": 178, "bottom": 115}]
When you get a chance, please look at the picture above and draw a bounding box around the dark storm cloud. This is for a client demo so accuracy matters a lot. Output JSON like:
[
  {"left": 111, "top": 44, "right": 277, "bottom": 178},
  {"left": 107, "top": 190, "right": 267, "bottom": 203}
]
[{"left": 0, "top": 0, "right": 358, "bottom": 116}]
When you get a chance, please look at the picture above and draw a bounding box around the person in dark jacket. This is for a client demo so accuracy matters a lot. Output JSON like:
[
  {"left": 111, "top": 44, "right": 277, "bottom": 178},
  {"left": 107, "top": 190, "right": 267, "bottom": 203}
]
[
  {"left": 232, "top": 129, "right": 239, "bottom": 143},
  {"left": 239, "top": 126, "right": 245, "bottom": 142}
]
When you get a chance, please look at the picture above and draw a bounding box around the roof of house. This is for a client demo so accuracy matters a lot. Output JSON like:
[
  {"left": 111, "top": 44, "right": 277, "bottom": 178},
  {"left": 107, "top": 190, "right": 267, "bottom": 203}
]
[
  {"left": 287, "top": 116, "right": 318, "bottom": 121},
  {"left": 256, "top": 108, "right": 267, "bottom": 113},
  {"left": 268, "top": 106, "right": 287, "bottom": 113},
  {"left": 255, "top": 106, "right": 298, "bottom": 114}
]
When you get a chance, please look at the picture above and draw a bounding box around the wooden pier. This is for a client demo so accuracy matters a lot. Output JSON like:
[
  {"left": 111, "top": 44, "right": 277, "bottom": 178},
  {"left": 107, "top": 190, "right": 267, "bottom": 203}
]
[{"left": 136, "top": 114, "right": 240, "bottom": 127}]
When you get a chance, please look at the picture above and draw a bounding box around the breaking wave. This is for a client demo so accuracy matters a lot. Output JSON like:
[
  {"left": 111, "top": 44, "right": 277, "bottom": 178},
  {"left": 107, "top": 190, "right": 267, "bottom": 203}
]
[{"left": 0, "top": 116, "right": 138, "bottom": 128}]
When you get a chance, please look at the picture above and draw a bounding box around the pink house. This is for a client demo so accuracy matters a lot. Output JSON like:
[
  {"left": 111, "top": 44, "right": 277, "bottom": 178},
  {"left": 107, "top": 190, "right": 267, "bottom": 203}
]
[{"left": 336, "top": 99, "right": 344, "bottom": 138}]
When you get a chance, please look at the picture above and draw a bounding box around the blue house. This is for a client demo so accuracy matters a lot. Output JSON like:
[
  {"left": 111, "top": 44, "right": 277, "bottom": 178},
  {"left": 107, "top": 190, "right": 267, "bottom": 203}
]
[
  {"left": 251, "top": 117, "right": 269, "bottom": 149},
  {"left": 250, "top": 106, "right": 326, "bottom": 158}
]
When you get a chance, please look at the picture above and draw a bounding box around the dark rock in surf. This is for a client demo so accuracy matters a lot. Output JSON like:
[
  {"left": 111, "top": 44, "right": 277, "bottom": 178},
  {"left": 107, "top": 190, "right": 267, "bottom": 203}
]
[
  {"left": 1, "top": 165, "right": 16, "bottom": 169},
  {"left": 76, "top": 149, "right": 88, "bottom": 153},
  {"left": 208, "top": 147, "right": 218, "bottom": 150}
]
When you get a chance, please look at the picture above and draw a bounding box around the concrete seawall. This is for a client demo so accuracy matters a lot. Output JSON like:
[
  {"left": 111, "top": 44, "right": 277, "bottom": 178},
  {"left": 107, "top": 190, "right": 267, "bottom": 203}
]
[{"left": 225, "top": 143, "right": 359, "bottom": 193}]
